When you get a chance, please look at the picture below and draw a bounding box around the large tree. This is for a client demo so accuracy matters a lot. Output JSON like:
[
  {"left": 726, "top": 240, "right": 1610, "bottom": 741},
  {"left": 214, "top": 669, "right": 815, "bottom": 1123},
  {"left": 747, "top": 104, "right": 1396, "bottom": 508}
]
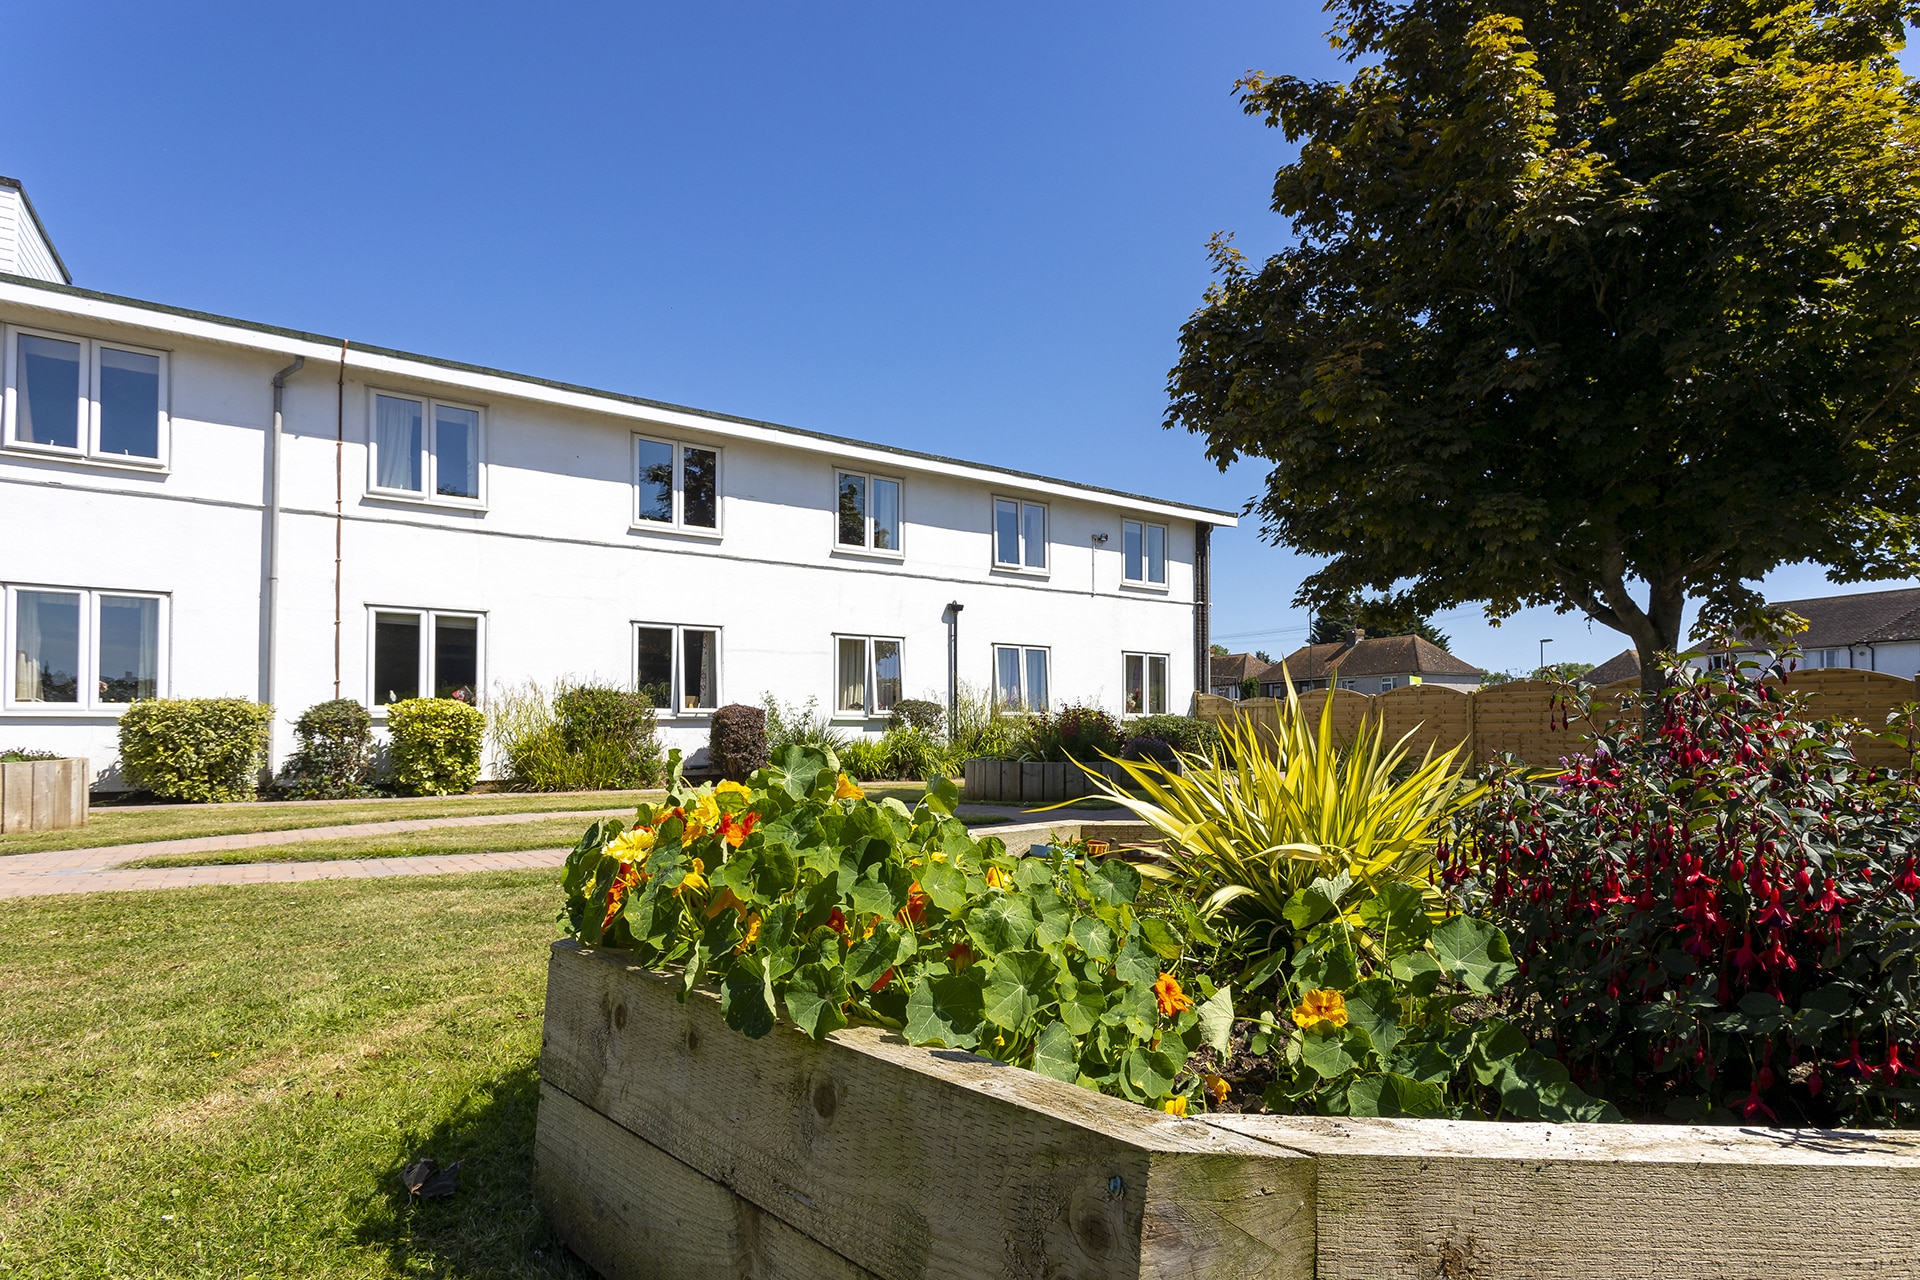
[
  {"left": 1169, "top": 0, "right": 1920, "bottom": 694},
  {"left": 1307, "top": 591, "right": 1454, "bottom": 649}
]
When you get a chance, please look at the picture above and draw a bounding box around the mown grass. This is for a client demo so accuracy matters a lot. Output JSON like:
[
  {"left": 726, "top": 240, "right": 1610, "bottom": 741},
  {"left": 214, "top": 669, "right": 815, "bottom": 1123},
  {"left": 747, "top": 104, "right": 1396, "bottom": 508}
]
[
  {"left": 0, "top": 871, "right": 587, "bottom": 1279},
  {"left": 117, "top": 817, "right": 609, "bottom": 870}
]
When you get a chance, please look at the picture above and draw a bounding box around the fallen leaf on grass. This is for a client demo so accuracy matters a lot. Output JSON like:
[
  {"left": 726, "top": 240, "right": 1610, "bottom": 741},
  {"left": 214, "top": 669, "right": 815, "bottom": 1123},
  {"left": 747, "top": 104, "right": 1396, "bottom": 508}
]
[{"left": 401, "top": 1157, "right": 462, "bottom": 1198}]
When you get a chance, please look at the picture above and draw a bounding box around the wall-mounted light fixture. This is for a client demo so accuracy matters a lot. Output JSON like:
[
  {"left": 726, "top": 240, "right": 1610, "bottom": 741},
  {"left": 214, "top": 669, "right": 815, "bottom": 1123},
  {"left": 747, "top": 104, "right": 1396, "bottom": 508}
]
[{"left": 1092, "top": 532, "right": 1110, "bottom": 544}]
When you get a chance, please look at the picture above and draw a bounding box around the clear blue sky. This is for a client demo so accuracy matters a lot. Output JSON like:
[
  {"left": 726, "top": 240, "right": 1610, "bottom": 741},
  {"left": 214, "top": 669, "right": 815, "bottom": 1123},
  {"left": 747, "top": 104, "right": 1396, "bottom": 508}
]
[{"left": 9, "top": 3, "right": 1914, "bottom": 676}]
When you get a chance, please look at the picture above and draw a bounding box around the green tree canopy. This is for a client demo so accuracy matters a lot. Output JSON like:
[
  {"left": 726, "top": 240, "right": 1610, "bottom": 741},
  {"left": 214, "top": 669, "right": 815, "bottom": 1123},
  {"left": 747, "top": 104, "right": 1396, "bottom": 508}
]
[
  {"left": 1169, "top": 0, "right": 1920, "bottom": 693},
  {"left": 1307, "top": 591, "right": 1453, "bottom": 649}
]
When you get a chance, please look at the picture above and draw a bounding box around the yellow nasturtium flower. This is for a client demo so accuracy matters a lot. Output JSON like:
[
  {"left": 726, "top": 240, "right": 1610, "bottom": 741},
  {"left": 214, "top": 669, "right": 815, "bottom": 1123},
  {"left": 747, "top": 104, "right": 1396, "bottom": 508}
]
[
  {"left": 735, "top": 912, "right": 762, "bottom": 953},
  {"left": 608, "top": 826, "right": 656, "bottom": 860},
  {"left": 1158, "top": 1095, "right": 1189, "bottom": 1116},
  {"left": 834, "top": 773, "right": 865, "bottom": 801},
  {"left": 683, "top": 793, "right": 720, "bottom": 840},
  {"left": 713, "top": 779, "right": 753, "bottom": 802},
  {"left": 1291, "top": 988, "right": 1349, "bottom": 1030},
  {"left": 673, "top": 858, "right": 708, "bottom": 897},
  {"left": 985, "top": 865, "right": 1011, "bottom": 891}
]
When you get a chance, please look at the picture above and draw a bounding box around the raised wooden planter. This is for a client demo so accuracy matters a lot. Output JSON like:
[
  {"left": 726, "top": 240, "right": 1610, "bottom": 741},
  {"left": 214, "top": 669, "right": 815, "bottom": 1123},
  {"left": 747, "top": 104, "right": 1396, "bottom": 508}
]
[
  {"left": 535, "top": 941, "right": 1920, "bottom": 1280},
  {"left": 963, "top": 759, "right": 1127, "bottom": 804},
  {"left": 0, "top": 757, "right": 87, "bottom": 833}
]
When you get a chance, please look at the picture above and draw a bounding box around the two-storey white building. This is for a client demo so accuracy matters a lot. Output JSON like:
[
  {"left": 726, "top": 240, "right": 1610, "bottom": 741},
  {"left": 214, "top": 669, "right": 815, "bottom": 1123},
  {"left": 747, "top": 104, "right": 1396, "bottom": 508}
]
[{"left": 0, "top": 178, "right": 1232, "bottom": 786}]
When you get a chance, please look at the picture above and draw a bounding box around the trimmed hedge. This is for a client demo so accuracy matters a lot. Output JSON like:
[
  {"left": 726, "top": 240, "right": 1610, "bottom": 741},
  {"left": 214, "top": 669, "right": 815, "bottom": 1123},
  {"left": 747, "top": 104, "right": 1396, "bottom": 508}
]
[
  {"left": 118, "top": 698, "right": 273, "bottom": 803},
  {"left": 279, "top": 699, "right": 376, "bottom": 799},
  {"left": 708, "top": 704, "right": 768, "bottom": 781},
  {"left": 387, "top": 698, "right": 486, "bottom": 796}
]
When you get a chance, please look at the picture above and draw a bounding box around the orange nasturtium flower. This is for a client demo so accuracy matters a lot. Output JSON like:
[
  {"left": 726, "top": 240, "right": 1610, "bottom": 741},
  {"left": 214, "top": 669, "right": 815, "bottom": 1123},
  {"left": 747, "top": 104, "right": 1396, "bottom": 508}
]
[
  {"left": 835, "top": 773, "right": 865, "bottom": 800},
  {"left": 900, "top": 885, "right": 930, "bottom": 927},
  {"left": 1158, "top": 1095, "right": 1189, "bottom": 1117},
  {"left": 707, "top": 887, "right": 749, "bottom": 921},
  {"left": 602, "top": 860, "right": 644, "bottom": 930},
  {"left": 1203, "top": 1073, "right": 1230, "bottom": 1106},
  {"left": 1291, "top": 988, "right": 1349, "bottom": 1031},
  {"left": 718, "top": 809, "right": 759, "bottom": 848},
  {"left": 1153, "top": 973, "right": 1194, "bottom": 1018}
]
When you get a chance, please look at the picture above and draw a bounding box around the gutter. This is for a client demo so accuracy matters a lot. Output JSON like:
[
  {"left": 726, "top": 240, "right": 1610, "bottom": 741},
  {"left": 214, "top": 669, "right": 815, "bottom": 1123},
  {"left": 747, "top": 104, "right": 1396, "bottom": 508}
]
[{"left": 264, "top": 355, "right": 305, "bottom": 773}]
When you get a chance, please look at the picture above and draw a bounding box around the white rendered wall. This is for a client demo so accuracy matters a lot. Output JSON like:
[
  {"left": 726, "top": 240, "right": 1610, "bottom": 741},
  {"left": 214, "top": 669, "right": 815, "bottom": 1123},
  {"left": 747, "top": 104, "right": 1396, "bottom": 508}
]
[{"left": 0, "top": 288, "right": 1221, "bottom": 787}]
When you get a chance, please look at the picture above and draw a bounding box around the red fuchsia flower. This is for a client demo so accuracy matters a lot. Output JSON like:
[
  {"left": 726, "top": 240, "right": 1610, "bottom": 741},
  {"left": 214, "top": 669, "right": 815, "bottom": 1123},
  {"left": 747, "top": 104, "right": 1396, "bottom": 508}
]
[
  {"left": 1896, "top": 860, "right": 1920, "bottom": 896},
  {"left": 1813, "top": 881, "right": 1850, "bottom": 914},
  {"left": 1883, "top": 1043, "right": 1910, "bottom": 1085},
  {"left": 1731, "top": 934, "right": 1759, "bottom": 978},
  {"left": 1836, "top": 1038, "right": 1874, "bottom": 1079},
  {"left": 1741, "top": 1082, "right": 1776, "bottom": 1123},
  {"left": 1805, "top": 1064, "right": 1824, "bottom": 1096}
]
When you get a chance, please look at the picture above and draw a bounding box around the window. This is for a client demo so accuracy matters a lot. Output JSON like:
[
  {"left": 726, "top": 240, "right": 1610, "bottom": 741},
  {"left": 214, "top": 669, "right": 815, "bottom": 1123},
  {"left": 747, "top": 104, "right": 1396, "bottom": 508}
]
[
  {"left": 1337, "top": 678, "right": 1358, "bottom": 691},
  {"left": 835, "top": 635, "right": 903, "bottom": 716},
  {"left": 370, "top": 609, "right": 481, "bottom": 706},
  {"left": 993, "top": 644, "right": 1050, "bottom": 712},
  {"left": 835, "top": 471, "right": 902, "bottom": 554},
  {"left": 992, "top": 497, "right": 1048, "bottom": 571},
  {"left": 1122, "top": 520, "right": 1168, "bottom": 586},
  {"left": 4, "top": 326, "right": 169, "bottom": 465},
  {"left": 1379, "top": 677, "right": 1398, "bottom": 692},
  {"left": 633, "top": 623, "right": 721, "bottom": 714},
  {"left": 633, "top": 435, "right": 721, "bottom": 533},
  {"left": 369, "top": 392, "right": 485, "bottom": 504},
  {"left": 5, "top": 585, "right": 165, "bottom": 710},
  {"left": 1805, "top": 648, "right": 1849, "bottom": 670},
  {"left": 1123, "top": 653, "right": 1168, "bottom": 715}
]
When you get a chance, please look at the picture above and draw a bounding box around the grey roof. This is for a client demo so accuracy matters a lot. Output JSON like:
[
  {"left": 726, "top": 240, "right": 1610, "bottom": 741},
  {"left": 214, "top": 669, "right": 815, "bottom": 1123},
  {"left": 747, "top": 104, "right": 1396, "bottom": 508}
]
[
  {"left": 1273, "top": 634, "right": 1485, "bottom": 681},
  {"left": 1584, "top": 649, "right": 1641, "bottom": 685},
  {"left": 1738, "top": 587, "right": 1920, "bottom": 650},
  {"left": 1209, "top": 652, "right": 1267, "bottom": 683},
  {"left": 0, "top": 177, "right": 72, "bottom": 284},
  {"left": 0, "top": 270, "right": 1238, "bottom": 521}
]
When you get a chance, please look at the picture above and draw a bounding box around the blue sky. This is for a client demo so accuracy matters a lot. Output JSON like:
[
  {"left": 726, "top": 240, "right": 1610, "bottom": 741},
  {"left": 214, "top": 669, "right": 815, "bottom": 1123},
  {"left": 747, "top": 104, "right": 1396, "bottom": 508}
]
[{"left": 9, "top": 3, "right": 1914, "bottom": 676}]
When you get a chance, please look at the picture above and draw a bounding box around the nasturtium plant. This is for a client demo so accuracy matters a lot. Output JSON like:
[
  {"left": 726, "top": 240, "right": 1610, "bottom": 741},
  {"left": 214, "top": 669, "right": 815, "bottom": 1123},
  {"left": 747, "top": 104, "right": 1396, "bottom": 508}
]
[
  {"left": 560, "top": 746, "right": 1231, "bottom": 1111},
  {"left": 1254, "top": 874, "right": 1622, "bottom": 1122}
]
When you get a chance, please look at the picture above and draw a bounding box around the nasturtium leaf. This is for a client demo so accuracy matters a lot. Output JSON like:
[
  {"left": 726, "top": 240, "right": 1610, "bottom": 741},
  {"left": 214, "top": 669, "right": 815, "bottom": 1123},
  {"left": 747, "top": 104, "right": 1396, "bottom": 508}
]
[
  {"left": 918, "top": 860, "right": 968, "bottom": 914},
  {"left": 965, "top": 894, "right": 1038, "bottom": 955},
  {"left": 721, "top": 957, "right": 777, "bottom": 1039},
  {"left": 938, "top": 822, "right": 977, "bottom": 867},
  {"left": 752, "top": 845, "right": 799, "bottom": 896},
  {"left": 1030, "top": 1022, "right": 1080, "bottom": 1082},
  {"left": 1356, "top": 881, "right": 1430, "bottom": 943},
  {"left": 1059, "top": 975, "right": 1105, "bottom": 1036},
  {"left": 1196, "top": 985, "right": 1234, "bottom": 1056},
  {"left": 1291, "top": 941, "right": 1359, "bottom": 993},
  {"left": 1282, "top": 872, "right": 1352, "bottom": 930},
  {"left": 783, "top": 962, "right": 849, "bottom": 1039},
  {"left": 1347, "top": 1072, "right": 1447, "bottom": 1118},
  {"left": 715, "top": 849, "right": 759, "bottom": 899},
  {"left": 1070, "top": 916, "right": 1114, "bottom": 961},
  {"left": 1343, "top": 979, "right": 1405, "bottom": 1058},
  {"left": 1139, "top": 916, "right": 1185, "bottom": 961},
  {"left": 983, "top": 950, "right": 1055, "bottom": 1030},
  {"left": 923, "top": 774, "right": 960, "bottom": 815},
  {"left": 680, "top": 942, "right": 708, "bottom": 1000},
  {"left": 1122, "top": 1045, "right": 1182, "bottom": 1099},
  {"left": 1106, "top": 975, "right": 1159, "bottom": 1038},
  {"left": 904, "top": 969, "right": 986, "bottom": 1048},
  {"left": 849, "top": 874, "right": 900, "bottom": 922},
  {"left": 843, "top": 926, "right": 913, "bottom": 990},
  {"left": 1013, "top": 857, "right": 1053, "bottom": 891},
  {"left": 1030, "top": 888, "right": 1074, "bottom": 948},
  {"left": 1087, "top": 858, "right": 1142, "bottom": 906},
  {"left": 1298, "top": 1025, "right": 1362, "bottom": 1079},
  {"left": 1428, "top": 916, "right": 1518, "bottom": 995},
  {"left": 1387, "top": 950, "right": 1443, "bottom": 997},
  {"left": 1113, "top": 940, "right": 1159, "bottom": 990}
]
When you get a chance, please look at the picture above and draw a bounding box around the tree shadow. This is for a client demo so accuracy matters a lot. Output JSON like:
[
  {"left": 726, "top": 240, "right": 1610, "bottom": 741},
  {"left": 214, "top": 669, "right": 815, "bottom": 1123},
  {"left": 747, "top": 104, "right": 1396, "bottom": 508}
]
[{"left": 349, "top": 1061, "right": 598, "bottom": 1279}]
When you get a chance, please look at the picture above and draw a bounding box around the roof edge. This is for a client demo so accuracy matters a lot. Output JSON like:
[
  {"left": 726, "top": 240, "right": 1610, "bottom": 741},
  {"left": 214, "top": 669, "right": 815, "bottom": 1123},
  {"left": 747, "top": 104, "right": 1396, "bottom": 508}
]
[
  {"left": 0, "top": 178, "right": 73, "bottom": 284},
  {"left": 0, "top": 271, "right": 1239, "bottom": 522}
]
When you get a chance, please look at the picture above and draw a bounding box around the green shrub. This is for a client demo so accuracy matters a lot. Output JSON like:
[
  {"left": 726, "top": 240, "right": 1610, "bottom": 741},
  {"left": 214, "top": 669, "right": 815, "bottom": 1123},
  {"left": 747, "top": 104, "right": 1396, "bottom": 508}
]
[
  {"left": 118, "top": 698, "right": 273, "bottom": 803},
  {"left": 386, "top": 698, "right": 486, "bottom": 796},
  {"left": 0, "top": 749, "right": 59, "bottom": 763},
  {"left": 708, "top": 704, "right": 768, "bottom": 782},
  {"left": 492, "top": 682, "right": 661, "bottom": 791},
  {"left": 279, "top": 699, "right": 375, "bottom": 799},
  {"left": 761, "top": 695, "right": 850, "bottom": 755},
  {"left": 841, "top": 727, "right": 953, "bottom": 782},
  {"left": 840, "top": 737, "right": 888, "bottom": 781},
  {"left": 1126, "top": 714, "right": 1219, "bottom": 756},
  {"left": 887, "top": 698, "right": 946, "bottom": 737},
  {"left": 946, "top": 681, "right": 1018, "bottom": 762},
  {"left": 1056, "top": 705, "right": 1121, "bottom": 760}
]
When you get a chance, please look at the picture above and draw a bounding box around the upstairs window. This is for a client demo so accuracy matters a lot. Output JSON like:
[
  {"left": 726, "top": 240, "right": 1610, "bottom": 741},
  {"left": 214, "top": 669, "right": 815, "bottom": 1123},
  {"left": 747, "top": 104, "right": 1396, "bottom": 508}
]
[
  {"left": 835, "top": 635, "right": 903, "bottom": 716},
  {"left": 993, "top": 497, "right": 1047, "bottom": 571},
  {"left": 1122, "top": 519, "right": 1167, "bottom": 586},
  {"left": 5, "top": 584, "right": 166, "bottom": 710},
  {"left": 836, "top": 471, "right": 902, "bottom": 554},
  {"left": 370, "top": 393, "right": 484, "bottom": 504},
  {"left": 634, "top": 435, "right": 721, "bottom": 533},
  {"left": 4, "top": 326, "right": 169, "bottom": 466},
  {"left": 371, "top": 609, "right": 480, "bottom": 705},
  {"left": 1123, "top": 652, "right": 1168, "bottom": 715},
  {"left": 634, "top": 623, "right": 720, "bottom": 714},
  {"left": 993, "top": 644, "right": 1050, "bottom": 712}
]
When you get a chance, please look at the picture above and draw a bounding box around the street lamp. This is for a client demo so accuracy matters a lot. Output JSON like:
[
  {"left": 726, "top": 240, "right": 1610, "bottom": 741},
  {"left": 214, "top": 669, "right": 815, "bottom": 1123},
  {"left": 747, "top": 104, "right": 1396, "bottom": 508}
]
[{"left": 1539, "top": 637, "right": 1553, "bottom": 678}]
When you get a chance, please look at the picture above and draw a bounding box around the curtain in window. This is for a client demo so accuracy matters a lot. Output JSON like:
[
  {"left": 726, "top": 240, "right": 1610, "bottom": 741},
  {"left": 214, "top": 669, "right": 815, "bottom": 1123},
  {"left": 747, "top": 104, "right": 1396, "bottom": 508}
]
[
  {"left": 15, "top": 591, "right": 80, "bottom": 703},
  {"left": 374, "top": 395, "right": 423, "bottom": 491},
  {"left": 872, "top": 640, "right": 902, "bottom": 710},
  {"left": 871, "top": 478, "right": 899, "bottom": 551},
  {"left": 98, "top": 595, "right": 159, "bottom": 701},
  {"left": 995, "top": 646, "right": 1023, "bottom": 710},
  {"left": 684, "top": 630, "right": 718, "bottom": 708},
  {"left": 1146, "top": 524, "right": 1167, "bottom": 584},
  {"left": 1022, "top": 504, "right": 1046, "bottom": 568},
  {"left": 837, "top": 637, "right": 868, "bottom": 713}
]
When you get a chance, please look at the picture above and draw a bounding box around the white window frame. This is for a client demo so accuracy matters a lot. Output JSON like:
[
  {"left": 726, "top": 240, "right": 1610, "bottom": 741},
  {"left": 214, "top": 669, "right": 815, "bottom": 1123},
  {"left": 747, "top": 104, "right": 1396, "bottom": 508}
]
[
  {"left": 631, "top": 434, "right": 724, "bottom": 537},
  {"left": 631, "top": 621, "right": 723, "bottom": 717},
  {"left": 1122, "top": 651, "right": 1169, "bottom": 716},
  {"left": 365, "top": 389, "right": 488, "bottom": 508},
  {"left": 1337, "top": 678, "right": 1358, "bottom": 691},
  {"left": 2, "top": 583, "right": 170, "bottom": 714},
  {"left": 1121, "top": 518, "right": 1169, "bottom": 589},
  {"left": 1380, "top": 676, "right": 1399, "bottom": 692},
  {"left": 832, "top": 634, "right": 905, "bottom": 719},
  {"left": 2, "top": 324, "right": 171, "bottom": 470},
  {"left": 992, "top": 644, "right": 1051, "bottom": 713},
  {"left": 991, "top": 496, "right": 1049, "bottom": 574},
  {"left": 832, "top": 468, "right": 905, "bottom": 558},
  {"left": 366, "top": 607, "right": 485, "bottom": 711}
]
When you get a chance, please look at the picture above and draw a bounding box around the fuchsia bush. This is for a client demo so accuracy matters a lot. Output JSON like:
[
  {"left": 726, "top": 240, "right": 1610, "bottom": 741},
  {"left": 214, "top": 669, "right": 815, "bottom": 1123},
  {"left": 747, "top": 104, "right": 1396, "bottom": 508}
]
[{"left": 1442, "top": 662, "right": 1920, "bottom": 1126}]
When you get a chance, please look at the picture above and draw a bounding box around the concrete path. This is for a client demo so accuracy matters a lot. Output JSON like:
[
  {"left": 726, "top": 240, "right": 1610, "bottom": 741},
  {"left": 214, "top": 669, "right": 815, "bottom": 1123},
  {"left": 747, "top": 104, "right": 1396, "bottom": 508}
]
[{"left": 0, "top": 802, "right": 1135, "bottom": 899}]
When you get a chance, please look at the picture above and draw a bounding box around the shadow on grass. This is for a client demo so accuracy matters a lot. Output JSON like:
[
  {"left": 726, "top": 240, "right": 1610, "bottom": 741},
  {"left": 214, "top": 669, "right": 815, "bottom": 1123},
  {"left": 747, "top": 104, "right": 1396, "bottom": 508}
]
[{"left": 350, "top": 1061, "right": 597, "bottom": 1280}]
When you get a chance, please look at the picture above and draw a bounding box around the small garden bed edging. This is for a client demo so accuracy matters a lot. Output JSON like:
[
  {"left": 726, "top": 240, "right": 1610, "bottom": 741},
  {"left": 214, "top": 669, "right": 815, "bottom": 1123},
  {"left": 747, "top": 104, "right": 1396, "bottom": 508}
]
[{"left": 0, "top": 757, "right": 88, "bottom": 832}]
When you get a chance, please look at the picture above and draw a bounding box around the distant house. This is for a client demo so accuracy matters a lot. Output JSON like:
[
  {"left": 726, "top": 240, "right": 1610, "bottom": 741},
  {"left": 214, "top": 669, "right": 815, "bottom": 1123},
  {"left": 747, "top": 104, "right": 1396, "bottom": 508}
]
[
  {"left": 1264, "top": 631, "right": 1484, "bottom": 695},
  {"left": 1584, "top": 649, "right": 1641, "bottom": 686},
  {"left": 1207, "top": 652, "right": 1267, "bottom": 700},
  {"left": 1716, "top": 587, "right": 1920, "bottom": 680}
]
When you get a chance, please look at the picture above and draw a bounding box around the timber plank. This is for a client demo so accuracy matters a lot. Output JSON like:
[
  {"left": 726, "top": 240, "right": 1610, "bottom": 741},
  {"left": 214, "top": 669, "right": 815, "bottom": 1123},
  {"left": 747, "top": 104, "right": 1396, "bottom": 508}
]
[
  {"left": 0, "top": 763, "right": 23, "bottom": 833},
  {"left": 1211, "top": 1114, "right": 1920, "bottom": 1280},
  {"left": 538, "top": 941, "right": 1315, "bottom": 1280},
  {"left": 536, "top": 1083, "right": 879, "bottom": 1280}
]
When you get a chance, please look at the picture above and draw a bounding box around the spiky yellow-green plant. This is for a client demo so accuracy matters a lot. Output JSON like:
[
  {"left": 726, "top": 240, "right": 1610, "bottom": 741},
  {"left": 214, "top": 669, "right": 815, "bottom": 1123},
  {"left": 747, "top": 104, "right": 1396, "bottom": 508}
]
[{"left": 1086, "top": 678, "right": 1480, "bottom": 930}]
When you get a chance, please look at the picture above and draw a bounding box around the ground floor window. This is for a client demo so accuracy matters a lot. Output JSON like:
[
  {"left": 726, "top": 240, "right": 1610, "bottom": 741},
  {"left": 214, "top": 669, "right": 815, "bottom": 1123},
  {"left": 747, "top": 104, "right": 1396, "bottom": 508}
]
[
  {"left": 5, "top": 585, "right": 165, "bottom": 709},
  {"left": 835, "top": 635, "right": 902, "bottom": 716},
  {"left": 993, "top": 644, "right": 1049, "bottom": 712},
  {"left": 634, "top": 623, "right": 720, "bottom": 714},
  {"left": 370, "top": 609, "right": 480, "bottom": 705},
  {"left": 1123, "top": 652, "right": 1168, "bottom": 715}
]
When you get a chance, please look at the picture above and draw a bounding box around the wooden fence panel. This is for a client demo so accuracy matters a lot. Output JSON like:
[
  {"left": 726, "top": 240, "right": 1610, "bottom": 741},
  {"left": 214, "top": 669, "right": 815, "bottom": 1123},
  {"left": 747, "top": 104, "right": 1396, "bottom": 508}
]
[
  {"left": 1467, "top": 680, "right": 1589, "bottom": 766},
  {"left": 1373, "top": 685, "right": 1472, "bottom": 760}
]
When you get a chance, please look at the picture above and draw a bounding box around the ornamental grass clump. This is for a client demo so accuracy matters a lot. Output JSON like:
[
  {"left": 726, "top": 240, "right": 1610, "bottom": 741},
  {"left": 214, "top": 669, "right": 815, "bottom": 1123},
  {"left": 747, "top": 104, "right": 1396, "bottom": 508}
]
[{"left": 1443, "top": 661, "right": 1920, "bottom": 1126}]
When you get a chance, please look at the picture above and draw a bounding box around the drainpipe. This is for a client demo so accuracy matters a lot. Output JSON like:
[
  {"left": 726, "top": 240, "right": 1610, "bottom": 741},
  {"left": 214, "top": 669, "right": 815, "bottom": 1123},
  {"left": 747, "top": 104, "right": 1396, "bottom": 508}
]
[
  {"left": 265, "top": 355, "right": 306, "bottom": 774},
  {"left": 945, "top": 601, "right": 964, "bottom": 741}
]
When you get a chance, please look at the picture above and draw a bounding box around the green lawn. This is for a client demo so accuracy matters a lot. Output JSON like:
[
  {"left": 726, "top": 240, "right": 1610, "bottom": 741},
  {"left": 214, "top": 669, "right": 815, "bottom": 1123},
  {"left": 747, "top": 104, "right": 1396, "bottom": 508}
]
[
  {"left": 117, "top": 817, "right": 609, "bottom": 870},
  {"left": 0, "top": 871, "right": 585, "bottom": 1279}
]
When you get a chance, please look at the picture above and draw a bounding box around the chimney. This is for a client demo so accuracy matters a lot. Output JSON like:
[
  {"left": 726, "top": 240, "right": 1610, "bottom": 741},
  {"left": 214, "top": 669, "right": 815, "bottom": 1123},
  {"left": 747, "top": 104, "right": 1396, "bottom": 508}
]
[{"left": 1348, "top": 627, "right": 1365, "bottom": 647}]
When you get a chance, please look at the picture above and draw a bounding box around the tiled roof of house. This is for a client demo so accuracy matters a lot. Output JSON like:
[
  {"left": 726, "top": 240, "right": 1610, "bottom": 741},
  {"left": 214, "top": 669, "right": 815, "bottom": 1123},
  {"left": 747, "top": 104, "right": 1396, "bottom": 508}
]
[
  {"left": 1273, "top": 634, "right": 1484, "bottom": 681},
  {"left": 1736, "top": 587, "right": 1920, "bottom": 650},
  {"left": 1208, "top": 652, "right": 1267, "bottom": 683},
  {"left": 1584, "top": 649, "right": 1641, "bottom": 685}
]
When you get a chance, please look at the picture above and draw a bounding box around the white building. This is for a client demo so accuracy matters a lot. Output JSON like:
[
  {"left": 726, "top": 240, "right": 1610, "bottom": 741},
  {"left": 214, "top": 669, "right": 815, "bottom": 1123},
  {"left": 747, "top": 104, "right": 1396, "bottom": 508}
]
[{"left": 0, "top": 178, "right": 1234, "bottom": 787}]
